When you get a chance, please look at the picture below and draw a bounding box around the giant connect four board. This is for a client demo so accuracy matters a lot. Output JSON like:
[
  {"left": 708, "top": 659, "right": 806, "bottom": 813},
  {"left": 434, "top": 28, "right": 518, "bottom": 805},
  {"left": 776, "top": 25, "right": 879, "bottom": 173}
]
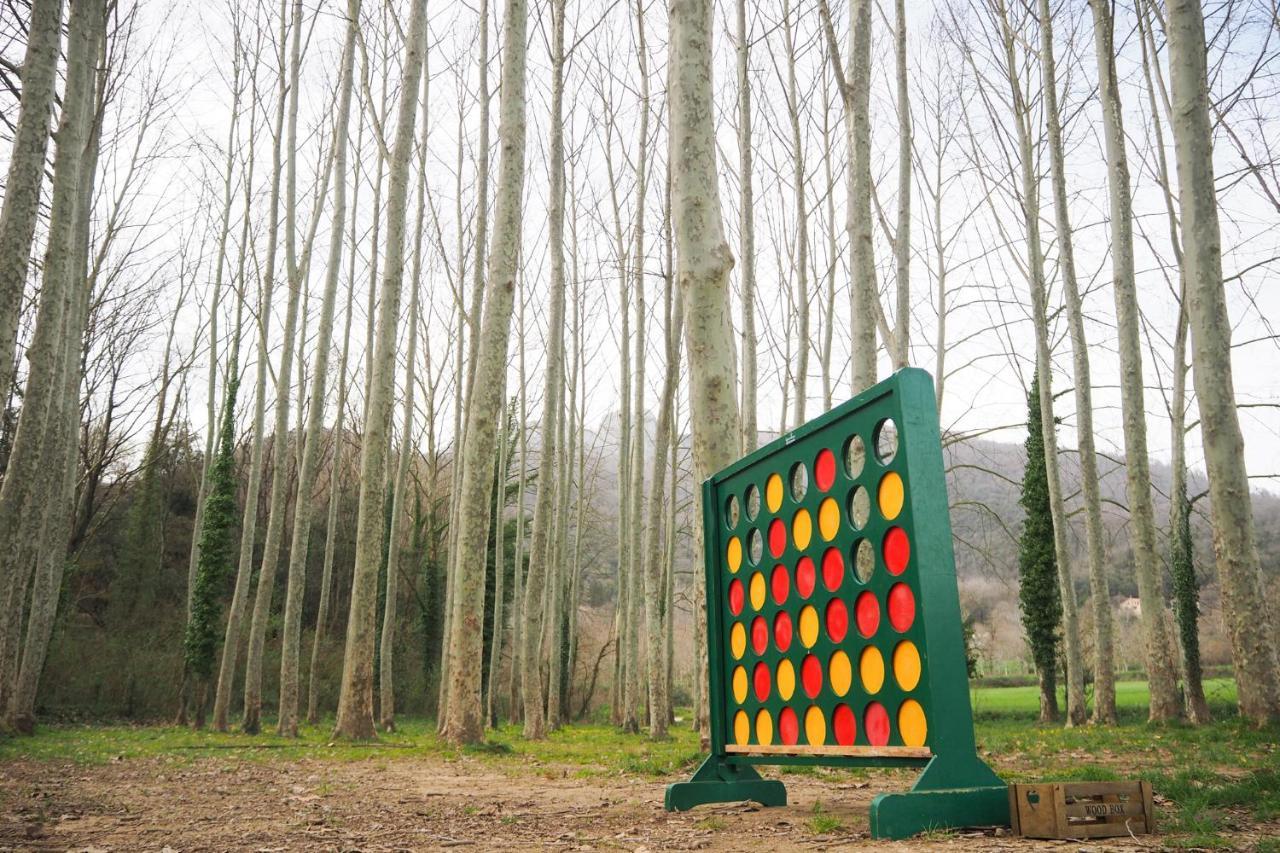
[{"left": 665, "top": 369, "right": 1009, "bottom": 840}]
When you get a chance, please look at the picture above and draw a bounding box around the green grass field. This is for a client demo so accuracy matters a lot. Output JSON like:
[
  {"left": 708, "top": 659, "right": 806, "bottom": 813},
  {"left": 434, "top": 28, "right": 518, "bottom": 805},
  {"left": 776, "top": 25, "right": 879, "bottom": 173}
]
[{"left": 2, "top": 680, "right": 1276, "bottom": 848}]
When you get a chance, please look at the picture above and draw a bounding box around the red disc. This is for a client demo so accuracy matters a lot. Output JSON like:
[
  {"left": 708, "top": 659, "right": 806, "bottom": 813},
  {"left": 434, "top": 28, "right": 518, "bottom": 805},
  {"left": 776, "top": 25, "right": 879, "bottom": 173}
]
[
  {"left": 864, "top": 702, "right": 890, "bottom": 746},
  {"left": 779, "top": 707, "right": 799, "bottom": 745},
  {"left": 833, "top": 703, "right": 856, "bottom": 746},
  {"left": 855, "top": 590, "right": 880, "bottom": 638},
  {"left": 814, "top": 448, "right": 836, "bottom": 492},
  {"left": 771, "top": 565, "right": 790, "bottom": 605},
  {"left": 821, "top": 547, "right": 845, "bottom": 591},
  {"left": 825, "top": 598, "right": 849, "bottom": 643},
  {"left": 795, "top": 557, "right": 816, "bottom": 599},
  {"left": 884, "top": 527, "right": 910, "bottom": 575},
  {"left": 773, "top": 611, "right": 793, "bottom": 652},
  {"left": 751, "top": 616, "right": 769, "bottom": 655},
  {"left": 768, "top": 519, "right": 786, "bottom": 558},
  {"left": 801, "top": 654, "right": 823, "bottom": 698},
  {"left": 888, "top": 582, "right": 915, "bottom": 632},
  {"left": 728, "top": 579, "right": 744, "bottom": 615},
  {"left": 753, "top": 662, "right": 771, "bottom": 702}
]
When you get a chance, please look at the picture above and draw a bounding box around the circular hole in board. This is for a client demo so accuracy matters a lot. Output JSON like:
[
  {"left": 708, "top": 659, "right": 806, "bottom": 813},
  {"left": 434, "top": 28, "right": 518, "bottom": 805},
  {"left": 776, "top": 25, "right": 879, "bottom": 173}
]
[{"left": 874, "top": 419, "right": 899, "bottom": 465}]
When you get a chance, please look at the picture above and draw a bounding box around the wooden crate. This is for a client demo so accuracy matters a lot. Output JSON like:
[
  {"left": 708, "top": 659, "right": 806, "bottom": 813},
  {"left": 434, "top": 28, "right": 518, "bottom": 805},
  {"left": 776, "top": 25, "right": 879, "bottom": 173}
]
[{"left": 1009, "top": 781, "right": 1154, "bottom": 839}]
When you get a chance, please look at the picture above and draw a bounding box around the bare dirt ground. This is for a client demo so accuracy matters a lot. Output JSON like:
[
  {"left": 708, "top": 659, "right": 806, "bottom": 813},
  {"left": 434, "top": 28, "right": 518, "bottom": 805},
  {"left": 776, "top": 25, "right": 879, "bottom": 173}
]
[{"left": 0, "top": 753, "right": 1203, "bottom": 852}]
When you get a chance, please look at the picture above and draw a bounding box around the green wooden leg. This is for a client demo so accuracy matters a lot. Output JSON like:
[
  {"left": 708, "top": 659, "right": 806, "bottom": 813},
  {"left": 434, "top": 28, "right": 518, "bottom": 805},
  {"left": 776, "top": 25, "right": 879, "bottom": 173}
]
[
  {"left": 664, "top": 756, "right": 788, "bottom": 812},
  {"left": 869, "top": 756, "right": 1009, "bottom": 840}
]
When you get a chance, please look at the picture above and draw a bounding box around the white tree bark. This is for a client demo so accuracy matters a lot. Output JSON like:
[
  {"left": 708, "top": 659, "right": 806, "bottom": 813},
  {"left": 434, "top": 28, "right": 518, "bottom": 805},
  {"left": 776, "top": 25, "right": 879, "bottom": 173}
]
[
  {"left": 994, "top": 0, "right": 1086, "bottom": 725},
  {"left": 212, "top": 0, "right": 291, "bottom": 733},
  {"left": 333, "top": 0, "right": 428, "bottom": 740},
  {"left": 441, "top": 0, "right": 527, "bottom": 745},
  {"left": 519, "top": 0, "right": 564, "bottom": 740},
  {"left": 0, "top": 0, "right": 64, "bottom": 409},
  {"left": 1166, "top": 0, "right": 1280, "bottom": 724},
  {"left": 1034, "top": 0, "right": 1119, "bottom": 724},
  {"left": 735, "top": 0, "right": 757, "bottom": 453},
  {"left": 278, "top": 0, "right": 360, "bottom": 736},
  {"left": 1085, "top": 0, "right": 1181, "bottom": 722},
  {"left": 242, "top": 0, "right": 308, "bottom": 734}
]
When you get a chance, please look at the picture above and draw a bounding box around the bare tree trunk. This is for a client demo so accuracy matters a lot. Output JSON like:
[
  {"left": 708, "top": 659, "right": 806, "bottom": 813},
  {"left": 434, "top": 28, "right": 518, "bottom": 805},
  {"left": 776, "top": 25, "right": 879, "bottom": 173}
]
[
  {"left": 518, "top": 0, "right": 563, "bottom": 741},
  {"left": 440, "top": 0, "right": 491, "bottom": 724},
  {"left": 1084, "top": 0, "right": 1180, "bottom": 723},
  {"left": 995, "top": 0, "right": 1086, "bottom": 725},
  {"left": 333, "top": 0, "right": 428, "bottom": 740},
  {"left": 243, "top": 0, "right": 307, "bottom": 735},
  {"left": 735, "top": 0, "right": 756, "bottom": 453},
  {"left": 1166, "top": 0, "right": 1280, "bottom": 725},
  {"left": 212, "top": 1, "right": 291, "bottom": 733},
  {"left": 669, "top": 0, "right": 739, "bottom": 742},
  {"left": 0, "top": 0, "right": 63, "bottom": 410},
  {"left": 782, "top": 0, "right": 808, "bottom": 427},
  {"left": 485, "top": 393, "right": 509, "bottom": 727},
  {"left": 276, "top": 0, "right": 360, "bottom": 737},
  {"left": 818, "top": 0, "right": 876, "bottom": 393},
  {"left": 1034, "top": 0, "right": 1119, "bottom": 725},
  {"left": 890, "top": 0, "right": 910, "bottom": 369},
  {"left": 441, "top": 0, "right": 527, "bottom": 745},
  {"left": 623, "top": 0, "right": 651, "bottom": 735},
  {"left": 307, "top": 107, "right": 364, "bottom": 727},
  {"left": 1132, "top": 0, "right": 1211, "bottom": 727},
  {"left": 819, "top": 88, "right": 837, "bottom": 411},
  {"left": 0, "top": 0, "right": 102, "bottom": 714},
  {"left": 506, "top": 283, "right": 527, "bottom": 722},
  {"left": 6, "top": 0, "right": 105, "bottom": 730},
  {"left": 379, "top": 64, "right": 431, "bottom": 731},
  {"left": 670, "top": 0, "right": 740, "bottom": 476},
  {"left": 643, "top": 181, "right": 683, "bottom": 738}
]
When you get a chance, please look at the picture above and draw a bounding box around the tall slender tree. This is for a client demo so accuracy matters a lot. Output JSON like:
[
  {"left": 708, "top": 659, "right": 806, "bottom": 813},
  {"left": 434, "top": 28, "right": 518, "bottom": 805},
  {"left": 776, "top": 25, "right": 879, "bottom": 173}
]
[
  {"left": 1033, "top": 0, "right": 1120, "bottom": 724},
  {"left": 333, "top": 0, "right": 428, "bottom": 740},
  {"left": 1166, "top": 0, "right": 1280, "bottom": 724},
  {"left": 442, "top": 0, "right": 529, "bottom": 745},
  {"left": 519, "top": 0, "right": 566, "bottom": 740},
  {"left": 278, "top": 0, "right": 360, "bottom": 737},
  {"left": 1084, "top": 0, "right": 1179, "bottom": 722}
]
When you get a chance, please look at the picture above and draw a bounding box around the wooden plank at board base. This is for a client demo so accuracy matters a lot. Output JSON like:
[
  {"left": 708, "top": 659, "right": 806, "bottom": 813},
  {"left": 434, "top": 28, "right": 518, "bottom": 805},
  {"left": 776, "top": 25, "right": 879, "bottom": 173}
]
[
  {"left": 725, "top": 744, "right": 932, "bottom": 759},
  {"left": 1009, "top": 781, "right": 1154, "bottom": 839}
]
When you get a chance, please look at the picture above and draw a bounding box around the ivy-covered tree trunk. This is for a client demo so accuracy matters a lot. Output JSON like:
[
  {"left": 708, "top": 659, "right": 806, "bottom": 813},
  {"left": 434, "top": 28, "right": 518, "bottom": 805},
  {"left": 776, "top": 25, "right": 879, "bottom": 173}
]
[
  {"left": 1018, "top": 374, "right": 1061, "bottom": 723},
  {"left": 183, "top": 378, "right": 242, "bottom": 727}
]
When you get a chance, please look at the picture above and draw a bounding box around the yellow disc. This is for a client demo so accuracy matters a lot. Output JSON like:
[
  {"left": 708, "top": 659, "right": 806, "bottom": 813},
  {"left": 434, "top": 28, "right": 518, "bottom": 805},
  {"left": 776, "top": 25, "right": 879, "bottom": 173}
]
[
  {"left": 777, "top": 659, "right": 796, "bottom": 701},
  {"left": 798, "top": 604, "right": 819, "bottom": 648},
  {"left": 749, "top": 571, "right": 766, "bottom": 611},
  {"left": 730, "top": 622, "right": 746, "bottom": 659},
  {"left": 755, "top": 709, "right": 774, "bottom": 746},
  {"left": 860, "top": 645, "right": 885, "bottom": 694},
  {"left": 893, "top": 640, "right": 922, "bottom": 691},
  {"left": 792, "top": 509, "right": 813, "bottom": 551},
  {"left": 734, "top": 709, "right": 750, "bottom": 745},
  {"left": 898, "top": 699, "right": 927, "bottom": 747},
  {"left": 766, "top": 473, "right": 784, "bottom": 513},
  {"left": 818, "top": 497, "right": 840, "bottom": 541},
  {"left": 732, "top": 665, "right": 748, "bottom": 704},
  {"left": 878, "top": 471, "right": 905, "bottom": 520},
  {"left": 727, "top": 537, "right": 742, "bottom": 573},
  {"left": 804, "top": 705, "right": 826, "bottom": 746},
  {"left": 829, "top": 650, "right": 852, "bottom": 696}
]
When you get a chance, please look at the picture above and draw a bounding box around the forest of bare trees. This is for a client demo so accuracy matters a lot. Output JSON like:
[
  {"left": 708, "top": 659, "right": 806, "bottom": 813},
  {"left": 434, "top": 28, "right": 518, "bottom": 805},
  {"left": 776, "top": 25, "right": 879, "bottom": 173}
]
[{"left": 1, "top": 0, "right": 1278, "bottom": 744}]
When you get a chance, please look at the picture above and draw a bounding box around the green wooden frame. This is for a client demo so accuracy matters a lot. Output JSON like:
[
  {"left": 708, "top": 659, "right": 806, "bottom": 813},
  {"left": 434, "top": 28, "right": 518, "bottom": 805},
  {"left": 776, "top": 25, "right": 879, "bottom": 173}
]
[{"left": 664, "top": 368, "right": 1008, "bottom": 839}]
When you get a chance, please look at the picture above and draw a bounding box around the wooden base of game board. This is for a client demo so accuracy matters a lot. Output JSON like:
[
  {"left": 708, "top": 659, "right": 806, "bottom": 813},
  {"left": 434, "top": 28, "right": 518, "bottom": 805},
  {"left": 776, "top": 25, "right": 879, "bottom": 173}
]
[
  {"left": 869, "top": 754, "right": 1010, "bottom": 840},
  {"left": 663, "top": 755, "right": 787, "bottom": 812}
]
